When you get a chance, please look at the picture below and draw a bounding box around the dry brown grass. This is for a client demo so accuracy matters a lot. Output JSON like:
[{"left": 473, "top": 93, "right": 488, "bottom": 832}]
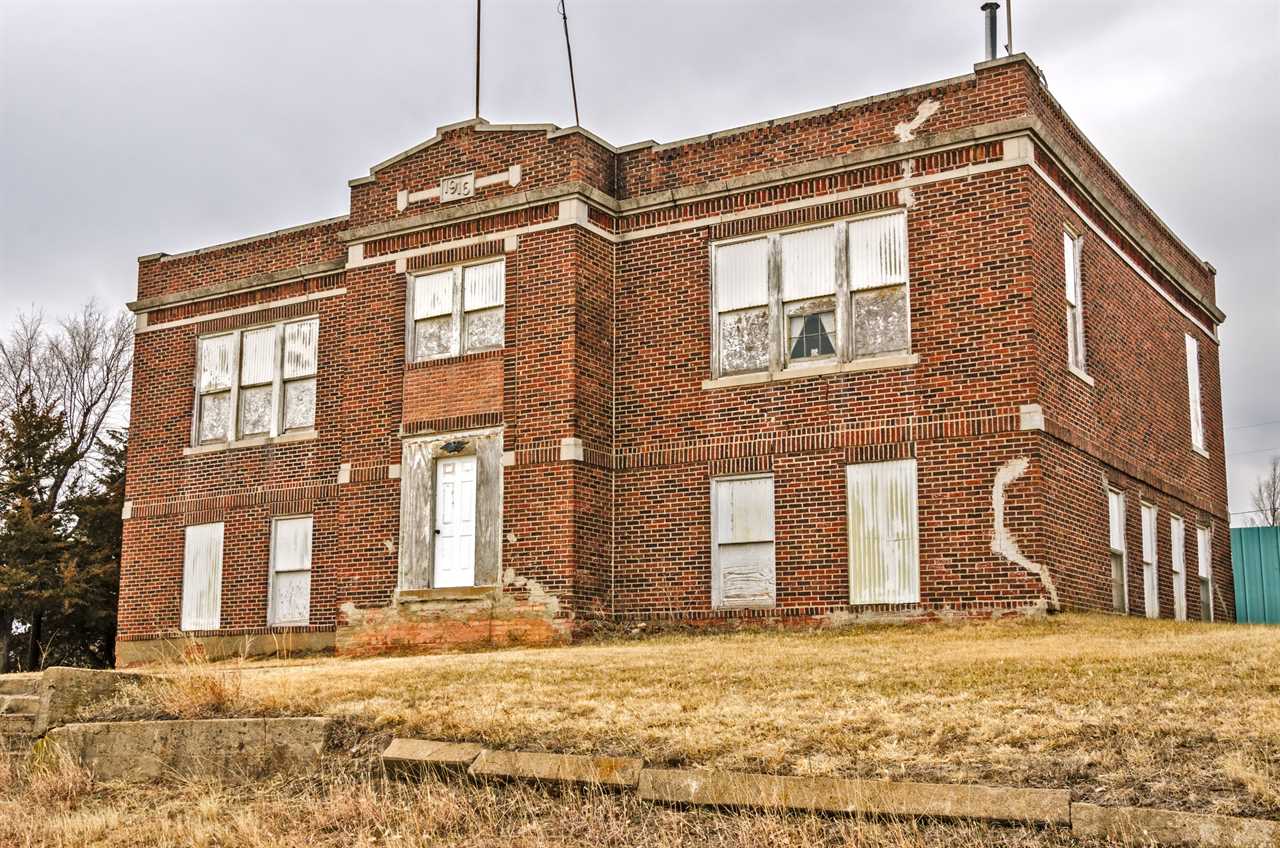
[
  {"left": 95, "top": 613, "right": 1280, "bottom": 820},
  {"left": 0, "top": 753, "right": 1098, "bottom": 848}
]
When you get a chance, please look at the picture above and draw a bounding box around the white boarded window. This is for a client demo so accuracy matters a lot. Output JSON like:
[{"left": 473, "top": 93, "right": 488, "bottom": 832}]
[
  {"left": 1170, "top": 514, "right": 1187, "bottom": 621},
  {"left": 847, "top": 458, "right": 919, "bottom": 605},
  {"left": 1141, "top": 501, "right": 1158, "bottom": 619},
  {"left": 196, "top": 334, "right": 235, "bottom": 444},
  {"left": 1197, "top": 525, "right": 1213, "bottom": 621},
  {"left": 194, "top": 317, "right": 319, "bottom": 446},
  {"left": 709, "top": 210, "right": 910, "bottom": 378},
  {"left": 410, "top": 259, "right": 505, "bottom": 361},
  {"left": 181, "top": 522, "right": 223, "bottom": 631},
  {"left": 1063, "top": 231, "right": 1086, "bottom": 372},
  {"left": 711, "top": 475, "right": 775, "bottom": 609},
  {"left": 713, "top": 237, "right": 771, "bottom": 375},
  {"left": 1186, "top": 334, "right": 1205, "bottom": 452},
  {"left": 1108, "top": 489, "right": 1128, "bottom": 613},
  {"left": 270, "top": 516, "right": 313, "bottom": 626},
  {"left": 781, "top": 226, "right": 837, "bottom": 363}
]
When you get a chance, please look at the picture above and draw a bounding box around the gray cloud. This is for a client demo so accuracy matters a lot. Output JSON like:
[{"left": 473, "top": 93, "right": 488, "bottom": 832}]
[{"left": 2, "top": 0, "right": 1276, "bottom": 519}]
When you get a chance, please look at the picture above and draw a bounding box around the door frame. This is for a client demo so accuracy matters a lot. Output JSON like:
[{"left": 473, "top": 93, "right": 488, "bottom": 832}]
[{"left": 397, "top": 426, "right": 503, "bottom": 593}]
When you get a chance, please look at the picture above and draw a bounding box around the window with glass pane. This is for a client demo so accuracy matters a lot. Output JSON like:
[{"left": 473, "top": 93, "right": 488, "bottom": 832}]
[
  {"left": 197, "top": 335, "right": 235, "bottom": 444},
  {"left": 848, "top": 211, "right": 909, "bottom": 358},
  {"left": 463, "top": 260, "right": 505, "bottom": 351},
  {"left": 412, "top": 270, "right": 456, "bottom": 360},
  {"left": 714, "top": 238, "right": 770, "bottom": 374},
  {"left": 270, "top": 515, "right": 313, "bottom": 626},
  {"left": 781, "top": 226, "right": 837, "bottom": 363}
]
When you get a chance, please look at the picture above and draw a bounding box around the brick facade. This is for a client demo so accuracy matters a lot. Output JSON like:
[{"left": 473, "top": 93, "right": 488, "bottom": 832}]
[{"left": 117, "top": 55, "right": 1232, "bottom": 664}]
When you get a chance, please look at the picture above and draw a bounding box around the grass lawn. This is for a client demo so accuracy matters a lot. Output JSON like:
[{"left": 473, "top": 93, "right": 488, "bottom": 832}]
[{"left": 93, "top": 612, "right": 1279, "bottom": 821}]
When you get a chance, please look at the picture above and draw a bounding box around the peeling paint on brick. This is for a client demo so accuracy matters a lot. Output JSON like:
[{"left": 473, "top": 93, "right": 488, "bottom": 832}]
[{"left": 991, "top": 458, "right": 1059, "bottom": 610}]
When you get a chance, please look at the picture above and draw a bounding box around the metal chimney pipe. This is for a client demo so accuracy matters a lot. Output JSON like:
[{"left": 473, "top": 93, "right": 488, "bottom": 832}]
[{"left": 981, "top": 2, "right": 1000, "bottom": 61}]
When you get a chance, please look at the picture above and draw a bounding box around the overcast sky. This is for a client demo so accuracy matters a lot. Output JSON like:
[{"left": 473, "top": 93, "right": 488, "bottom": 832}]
[{"left": 1, "top": 0, "right": 1277, "bottom": 520}]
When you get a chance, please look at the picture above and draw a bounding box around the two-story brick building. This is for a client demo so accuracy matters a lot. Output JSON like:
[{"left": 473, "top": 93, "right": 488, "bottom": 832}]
[{"left": 117, "top": 53, "right": 1232, "bottom": 664}]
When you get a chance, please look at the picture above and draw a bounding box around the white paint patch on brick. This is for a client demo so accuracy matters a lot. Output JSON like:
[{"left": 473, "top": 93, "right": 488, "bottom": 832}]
[
  {"left": 894, "top": 99, "right": 941, "bottom": 143},
  {"left": 991, "top": 457, "right": 1059, "bottom": 609}
]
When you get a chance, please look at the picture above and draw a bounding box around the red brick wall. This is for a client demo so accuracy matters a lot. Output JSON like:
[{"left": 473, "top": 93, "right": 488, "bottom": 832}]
[{"left": 403, "top": 353, "right": 503, "bottom": 424}]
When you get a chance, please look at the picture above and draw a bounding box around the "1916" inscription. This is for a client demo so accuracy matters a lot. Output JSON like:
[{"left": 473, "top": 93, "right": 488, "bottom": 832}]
[{"left": 440, "top": 172, "right": 476, "bottom": 202}]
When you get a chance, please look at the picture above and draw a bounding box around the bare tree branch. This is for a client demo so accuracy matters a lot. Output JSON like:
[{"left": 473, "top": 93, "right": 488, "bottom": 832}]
[{"left": 1251, "top": 456, "right": 1280, "bottom": 527}]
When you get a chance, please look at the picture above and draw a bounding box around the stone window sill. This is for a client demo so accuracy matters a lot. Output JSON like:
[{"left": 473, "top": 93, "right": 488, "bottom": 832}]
[
  {"left": 1192, "top": 445, "right": 1210, "bottom": 459},
  {"left": 1068, "top": 365, "right": 1095, "bottom": 387},
  {"left": 702, "top": 352, "right": 919, "bottom": 390},
  {"left": 183, "top": 429, "right": 318, "bottom": 457},
  {"left": 397, "top": 586, "right": 498, "bottom": 602}
]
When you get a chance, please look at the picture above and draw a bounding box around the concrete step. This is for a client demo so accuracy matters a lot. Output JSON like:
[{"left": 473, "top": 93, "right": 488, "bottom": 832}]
[
  {"left": 0, "top": 694, "right": 39, "bottom": 716},
  {"left": 0, "top": 675, "right": 40, "bottom": 697},
  {"left": 0, "top": 714, "right": 35, "bottom": 752}
]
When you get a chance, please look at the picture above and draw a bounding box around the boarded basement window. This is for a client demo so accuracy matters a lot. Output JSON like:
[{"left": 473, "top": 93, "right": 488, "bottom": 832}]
[
  {"left": 1063, "top": 230, "right": 1087, "bottom": 372},
  {"left": 847, "top": 458, "right": 919, "bottom": 605},
  {"left": 1197, "top": 524, "right": 1213, "bottom": 621},
  {"left": 270, "top": 515, "right": 313, "bottom": 626},
  {"left": 1141, "top": 501, "right": 1159, "bottom": 619},
  {"left": 1186, "top": 334, "right": 1205, "bottom": 452},
  {"left": 181, "top": 522, "right": 224, "bottom": 631},
  {"left": 410, "top": 259, "right": 506, "bottom": 361},
  {"left": 1170, "top": 514, "right": 1187, "bottom": 621},
  {"left": 1108, "top": 489, "right": 1128, "bottom": 613},
  {"left": 711, "top": 475, "right": 775, "bottom": 609}
]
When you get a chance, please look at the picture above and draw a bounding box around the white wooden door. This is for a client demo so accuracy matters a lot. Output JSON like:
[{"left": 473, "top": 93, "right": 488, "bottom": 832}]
[{"left": 434, "top": 456, "right": 477, "bottom": 587}]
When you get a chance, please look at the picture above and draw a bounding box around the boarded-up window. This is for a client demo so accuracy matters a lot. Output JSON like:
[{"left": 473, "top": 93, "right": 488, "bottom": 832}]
[
  {"left": 849, "top": 211, "right": 909, "bottom": 358},
  {"left": 1186, "top": 334, "right": 1204, "bottom": 451},
  {"left": 1108, "top": 489, "right": 1128, "bottom": 613},
  {"left": 711, "top": 475, "right": 775, "bottom": 609},
  {"left": 1141, "top": 501, "right": 1158, "bottom": 619},
  {"left": 714, "top": 238, "right": 771, "bottom": 374},
  {"left": 847, "top": 458, "right": 919, "bottom": 605},
  {"left": 181, "top": 522, "right": 223, "bottom": 631},
  {"left": 781, "top": 226, "right": 837, "bottom": 363},
  {"left": 1170, "top": 514, "right": 1187, "bottom": 621},
  {"left": 1197, "top": 525, "right": 1213, "bottom": 621},
  {"left": 270, "top": 515, "right": 313, "bottom": 626},
  {"left": 1063, "top": 231, "right": 1086, "bottom": 372},
  {"left": 410, "top": 259, "right": 506, "bottom": 361},
  {"left": 196, "top": 334, "right": 235, "bottom": 444},
  {"left": 195, "top": 318, "right": 320, "bottom": 446}
]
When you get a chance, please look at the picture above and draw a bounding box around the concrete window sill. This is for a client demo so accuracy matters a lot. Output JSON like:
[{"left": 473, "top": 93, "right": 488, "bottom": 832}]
[
  {"left": 702, "top": 352, "right": 919, "bottom": 390},
  {"left": 1068, "top": 365, "right": 1096, "bottom": 387},
  {"left": 397, "top": 586, "right": 498, "bottom": 602},
  {"left": 183, "top": 430, "right": 319, "bottom": 457},
  {"left": 1192, "top": 445, "right": 1210, "bottom": 459}
]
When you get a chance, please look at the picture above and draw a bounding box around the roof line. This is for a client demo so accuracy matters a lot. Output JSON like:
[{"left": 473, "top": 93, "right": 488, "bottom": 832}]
[{"left": 139, "top": 215, "right": 349, "bottom": 264}]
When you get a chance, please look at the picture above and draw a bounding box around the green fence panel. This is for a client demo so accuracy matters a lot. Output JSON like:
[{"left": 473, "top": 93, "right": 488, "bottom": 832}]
[{"left": 1231, "top": 526, "right": 1280, "bottom": 624}]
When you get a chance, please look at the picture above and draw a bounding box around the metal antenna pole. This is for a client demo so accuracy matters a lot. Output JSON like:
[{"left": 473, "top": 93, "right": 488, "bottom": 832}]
[
  {"left": 1006, "top": 0, "right": 1014, "bottom": 54},
  {"left": 475, "top": 0, "right": 482, "bottom": 118},
  {"left": 558, "top": 0, "right": 580, "bottom": 126}
]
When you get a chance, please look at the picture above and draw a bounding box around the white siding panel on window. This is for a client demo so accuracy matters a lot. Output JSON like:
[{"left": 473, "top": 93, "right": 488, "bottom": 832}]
[
  {"left": 1108, "top": 490, "right": 1126, "bottom": 551},
  {"left": 1171, "top": 515, "right": 1187, "bottom": 621},
  {"left": 283, "top": 319, "right": 318, "bottom": 378},
  {"left": 1197, "top": 526, "right": 1212, "bottom": 579},
  {"left": 413, "top": 271, "right": 455, "bottom": 320},
  {"left": 1063, "top": 232, "right": 1080, "bottom": 304},
  {"left": 240, "top": 326, "right": 277, "bottom": 386},
  {"left": 714, "top": 238, "right": 769, "bottom": 311},
  {"left": 271, "top": 516, "right": 313, "bottom": 626},
  {"left": 712, "top": 476, "right": 775, "bottom": 609},
  {"left": 1186, "top": 334, "right": 1204, "bottom": 450},
  {"left": 463, "top": 260, "right": 505, "bottom": 310},
  {"left": 780, "top": 226, "right": 835, "bottom": 301},
  {"left": 849, "top": 212, "right": 907, "bottom": 290},
  {"left": 181, "top": 523, "right": 223, "bottom": 631},
  {"left": 1141, "top": 502, "right": 1158, "bottom": 619},
  {"left": 198, "top": 334, "right": 236, "bottom": 392},
  {"left": 847, "top": 459, "right": 919, "bottom": 605}
]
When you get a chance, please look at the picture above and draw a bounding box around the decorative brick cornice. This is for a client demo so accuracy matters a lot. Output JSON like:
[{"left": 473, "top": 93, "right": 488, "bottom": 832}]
[
  {"left": 365, "top": 204, "right": 556, "bottom": 259},
  {"left": 404, "top": 349, "right": 504, "bottom": 372},
  {"left": 405, "top": 239, "right": 506, "bottom": 273},
  {"left": 128, "top": 482, "right": 341, "bottom": 521},
  {"left": 402, "top": 411, "right": 503, "bottom": 436}
]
